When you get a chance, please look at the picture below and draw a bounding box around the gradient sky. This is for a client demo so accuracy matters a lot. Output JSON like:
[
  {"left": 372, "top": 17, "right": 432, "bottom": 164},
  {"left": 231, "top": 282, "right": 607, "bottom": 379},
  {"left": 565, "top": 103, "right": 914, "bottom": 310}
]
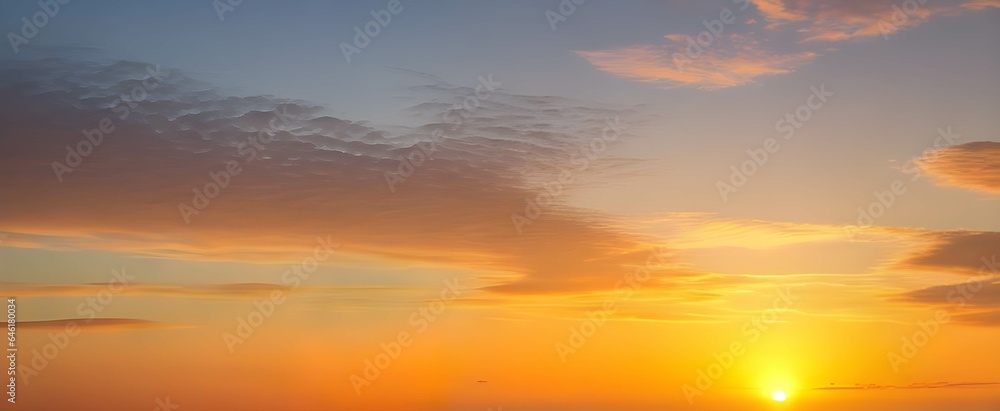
[{"left": 1, "top": 0, "right": 999, "bottom": 410}]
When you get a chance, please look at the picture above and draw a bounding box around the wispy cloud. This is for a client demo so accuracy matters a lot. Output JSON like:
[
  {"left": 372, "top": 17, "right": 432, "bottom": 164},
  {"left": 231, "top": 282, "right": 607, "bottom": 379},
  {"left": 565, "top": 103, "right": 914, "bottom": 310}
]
[
  {"left": 947, "top": 309, "right": 1000, "bottom": 326},
  {"left": 753, "top": 0, "right": 808, "bottom": 23},
  {"left": 576, "top": 0, "right": 998, "bottom": 89},
  {"left": 575, "top": 34, "right": 816, "bottom": 90},
  {"left": 899, "top": 279, "right": 1000, "bottom": 308},
  {"left": 917, "top": 141, "right": 1000, "bottom": 194},
  {"left": 753, "top": 0, "right": 998, "bottom": 42}
]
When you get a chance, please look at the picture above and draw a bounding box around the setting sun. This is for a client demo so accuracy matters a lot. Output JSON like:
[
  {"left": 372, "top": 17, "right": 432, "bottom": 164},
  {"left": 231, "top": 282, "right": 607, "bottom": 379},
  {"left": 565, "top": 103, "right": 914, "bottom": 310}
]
[{"left": 772, "top": 390, "right": 788, "bottom": 402}]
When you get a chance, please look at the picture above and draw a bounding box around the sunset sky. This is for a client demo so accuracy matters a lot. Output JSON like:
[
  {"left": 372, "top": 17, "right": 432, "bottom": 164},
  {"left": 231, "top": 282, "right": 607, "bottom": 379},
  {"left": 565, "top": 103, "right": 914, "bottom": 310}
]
[{"left": 1, "top": 0, "right": 999, "bottom": 410}]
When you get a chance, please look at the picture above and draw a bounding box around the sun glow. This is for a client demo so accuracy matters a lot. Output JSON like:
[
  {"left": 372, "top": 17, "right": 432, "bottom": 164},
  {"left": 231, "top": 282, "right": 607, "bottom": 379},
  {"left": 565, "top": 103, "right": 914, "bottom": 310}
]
[{"left": 772, "top": 390, "right": 788, "bottom": 402}]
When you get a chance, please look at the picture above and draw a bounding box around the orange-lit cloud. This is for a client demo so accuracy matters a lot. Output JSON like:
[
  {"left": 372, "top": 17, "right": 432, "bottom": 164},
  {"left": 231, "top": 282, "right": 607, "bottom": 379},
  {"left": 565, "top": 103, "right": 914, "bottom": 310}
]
[
  {"left": 752, "top": 0, "right": 932, "bottom": 41},
  {"left": 917, "top": 141, "right": 1000, "bottom": 194},
  {"left": 963, "top": 0, "right": 1000, "bottom": 10},
  {"left": 751, "top": 0, "right": 998, "bottom": 42},
  {"left": 752, "top": 0, "right": 808, "bottom": 22},
  {"left": 577, "top": 0, "right": 997, "bottom": 89},
  {"left": 576, "top": 35, "right": 816, "bottom": 90},
  {"left": 655, "top": 215, "right": 997, "bottom": 281}
]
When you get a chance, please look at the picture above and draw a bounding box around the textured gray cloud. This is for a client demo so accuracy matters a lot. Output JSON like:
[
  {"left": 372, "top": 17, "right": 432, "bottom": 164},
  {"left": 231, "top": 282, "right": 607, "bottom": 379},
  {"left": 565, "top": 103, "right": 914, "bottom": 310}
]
[{"left": 0, "top": 54, "right": 684, "bottom": 294}]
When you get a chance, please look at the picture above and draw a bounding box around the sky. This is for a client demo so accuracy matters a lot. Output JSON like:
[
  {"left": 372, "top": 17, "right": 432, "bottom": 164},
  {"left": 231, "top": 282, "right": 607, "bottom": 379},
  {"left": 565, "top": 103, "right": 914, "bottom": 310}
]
[{"left": 0, "top": 0, "right": 999, "bottom": 410}]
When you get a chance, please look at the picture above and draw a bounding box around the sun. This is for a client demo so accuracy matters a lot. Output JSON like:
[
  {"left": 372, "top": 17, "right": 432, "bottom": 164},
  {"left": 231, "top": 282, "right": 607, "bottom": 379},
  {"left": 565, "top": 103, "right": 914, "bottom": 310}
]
[{"left": 771, "top": 390, "right": 788, "bottom": 402}]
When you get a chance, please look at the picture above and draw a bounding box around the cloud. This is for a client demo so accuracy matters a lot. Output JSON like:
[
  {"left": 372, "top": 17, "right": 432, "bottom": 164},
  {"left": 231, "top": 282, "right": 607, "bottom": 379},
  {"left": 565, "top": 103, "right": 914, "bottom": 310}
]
[
  {"left": 752, "top": 0, "right": 808, "bottom": 22},
  {"left": 575, "top": 34, "right": 816, "bottom": 90},
  {"left": 755, "top": 0, "right": 932, "bottom": 41},
  {"left": 963, "top": 0, "right": 1000, "bottom": 10},
  {"left": 949, "top": 309, "right": 1000, "bottom": 326},
  {"left": 628, "top": 214, "right": 926, "bottom": 277},
  {"left": 648, "top": 216, "right": 998, "bottom": 280},
  {"left": 752, "top": 0, "right": 998, "bottom": 42},
  {"left": 17, "top": 318, "right": 178, "bottom": 331},
  {"left": 894, "top": 231, "right": 1000, "bottom": 276},
  {"left": 917, "top": 141, "right": 1000, "bottom": 194},
  {"left": 0, "top": 55, "right": 684, "bottom": 295},
  {"left": 899, "top": 279, "right": 1000, "bottom": 307},
  {"left": 1, "top": 282, "right": 294, "bottom": 299},
  {"left": 894, "top": 231, "right": 1000, "bottom": 325},
  {"left": 576, "top": 0, "right": 997, "bottom": 89},
  {"left": 896, "top": 277, "right": 1000, "bottom": 326}
]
